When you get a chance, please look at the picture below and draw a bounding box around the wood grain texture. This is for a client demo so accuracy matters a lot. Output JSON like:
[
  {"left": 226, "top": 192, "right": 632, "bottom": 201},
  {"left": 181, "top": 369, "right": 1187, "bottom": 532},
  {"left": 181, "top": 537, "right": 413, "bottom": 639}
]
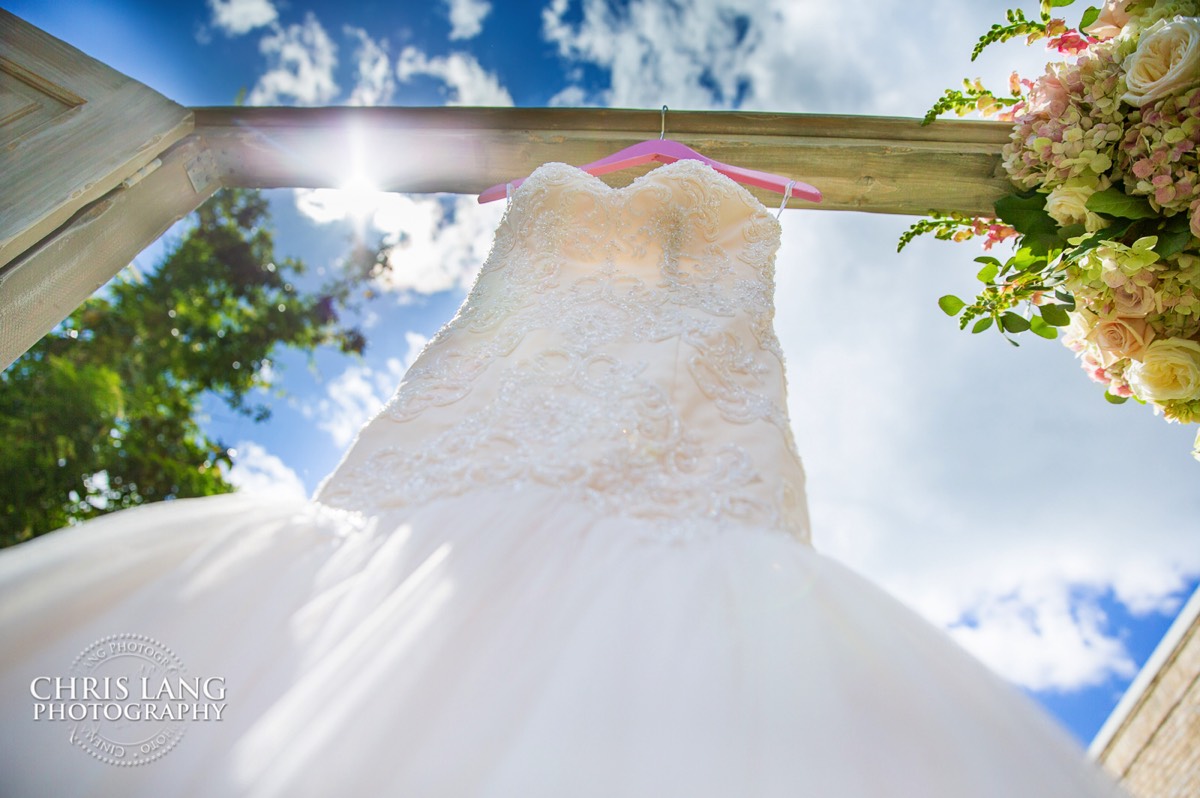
[
  {"left": 0, "top": 137, "right": 216, "bottom": 370},
  {"left": 193, "top": 105, "right": 1015, "bottom": 216},
  {"left": 0, "top": 9, "right": 193, "bottom": 270}
]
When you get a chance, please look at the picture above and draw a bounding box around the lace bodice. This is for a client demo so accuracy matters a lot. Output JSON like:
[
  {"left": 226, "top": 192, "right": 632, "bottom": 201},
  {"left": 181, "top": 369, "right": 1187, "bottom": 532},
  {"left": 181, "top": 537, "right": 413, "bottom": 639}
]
[{"left": 314, "top": 159, "right": 811, "bottom": 543}]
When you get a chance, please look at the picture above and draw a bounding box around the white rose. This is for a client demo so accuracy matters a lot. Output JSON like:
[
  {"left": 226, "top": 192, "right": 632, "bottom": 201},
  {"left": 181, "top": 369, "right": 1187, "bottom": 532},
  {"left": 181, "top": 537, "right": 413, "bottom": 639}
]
[
  {"left": 1044, "top": 179, "right": 1110, "bottom": 232},
  {"left": 1126, "top": 337, "right": 1200, "bottom": 402},
  {"left": 1122, "top": 16, "right": 1200, "bottom": 107}
]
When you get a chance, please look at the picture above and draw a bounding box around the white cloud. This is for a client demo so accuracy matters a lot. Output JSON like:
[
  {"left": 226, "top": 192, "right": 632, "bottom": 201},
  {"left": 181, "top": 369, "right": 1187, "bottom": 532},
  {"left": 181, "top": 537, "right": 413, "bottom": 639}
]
[
  {"left": 248, "top": 13, "right": 339, "bottom": 106},
  {"left": 947, "top": 589, "right": 1137, "bottom": 692},
  {"left": 293, "top": 188, "right": 505, "bottom": 297},
  {"left": 345, "top": 26, "right": 395, "bottom": 106},
  {"left": 208, "top": 0, "right": 277, "bottom": 36},
  {"left": 224, "top": 441, "right": 307, "bottom": 501},
  {"left": 539, "top": 0, "right": 1050, "bottom": 117},
  {"left": 396, "top": 46, "right": 514, "bottom": 106},
  {"left": 445, "top": 0, "right": 492, "bottom": 40},
  {"left": 541, "top": 0, "right": 763, "bottom": 110},
  {"left": 548, "top": 84, "right": 590, "bottom": 107},
  {"left": 774, "top": 210, "right": 1200, "bottom": 691},
  {"left": 302, "top": 336, "right": 428, "bottom": 448}
]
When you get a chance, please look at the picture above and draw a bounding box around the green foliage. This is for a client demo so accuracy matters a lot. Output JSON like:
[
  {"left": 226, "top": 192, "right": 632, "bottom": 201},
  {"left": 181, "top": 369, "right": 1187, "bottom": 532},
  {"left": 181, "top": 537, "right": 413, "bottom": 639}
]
[
  {"left": 0, "top": 189, "right": 375, "bottom": 547},
  {"left": 897, "top": 212, "right": 985, "bottom": 251},
  {"left": 1085, "top": 188, "right": 1158, "bottom": 219},
  {"left": 936, "top": 237, "right": 1074, "bottom": 347},
  {"left": 925, "top": 184, "right": 1200, "bottom": 348},
  {"left": 923, "top": 78, "right": 1022, "bottom": 125},
  {"left": 972, "top": 7, "right": 1052, "bottom": 61}
]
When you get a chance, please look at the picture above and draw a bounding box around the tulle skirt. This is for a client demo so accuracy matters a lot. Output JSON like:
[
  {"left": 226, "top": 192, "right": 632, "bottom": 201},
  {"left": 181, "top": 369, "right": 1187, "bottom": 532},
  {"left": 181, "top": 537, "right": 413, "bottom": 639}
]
[{"left": 0, "top": 486, "right": 1125, "bottom": 797}]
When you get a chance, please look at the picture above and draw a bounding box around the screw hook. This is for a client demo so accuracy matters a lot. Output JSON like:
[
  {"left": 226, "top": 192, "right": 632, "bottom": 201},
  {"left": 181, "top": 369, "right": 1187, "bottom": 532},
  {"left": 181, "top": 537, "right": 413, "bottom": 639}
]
[{"left": 660, "top": 105, "right": 668, "bottom": 140}]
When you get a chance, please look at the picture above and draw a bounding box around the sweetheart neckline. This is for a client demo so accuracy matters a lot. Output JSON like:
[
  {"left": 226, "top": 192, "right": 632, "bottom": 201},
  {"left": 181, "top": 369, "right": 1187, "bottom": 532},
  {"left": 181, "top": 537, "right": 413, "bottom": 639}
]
[{"left": 516, "top": 159, "right": 784, "bottom": 230}]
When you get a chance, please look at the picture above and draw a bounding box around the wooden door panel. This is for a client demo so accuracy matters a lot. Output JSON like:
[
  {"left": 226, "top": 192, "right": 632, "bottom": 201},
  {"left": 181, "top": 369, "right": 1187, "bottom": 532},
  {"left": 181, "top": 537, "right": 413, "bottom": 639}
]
[{"left": 0, "top": 9, "right": 193, "bottom": 270}]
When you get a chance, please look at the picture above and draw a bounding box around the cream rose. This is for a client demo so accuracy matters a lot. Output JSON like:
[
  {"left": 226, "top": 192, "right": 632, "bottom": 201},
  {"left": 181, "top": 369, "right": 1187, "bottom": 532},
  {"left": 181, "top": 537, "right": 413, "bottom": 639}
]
[
  {"left": 1063, "top": 308, "right": 1098, "bottom": 352},
  {"left": 1044, "top": 179, "right": 1110, "bottom": 232},
  {"left": 1126, "top": 337, "right": 1200, "bottom": 402},
  {"left": 1112, "top": 280, "right": 1159, "bottom": 317},
  {"left": 1084, "top": 0, "right": 1132, "bottom": 41},
  {"left": 1122, "top": 16, "right": 1200, "bottom": 107},
  {"left": 1087, "top": 316, "right": 1154, "bottom": 365}
]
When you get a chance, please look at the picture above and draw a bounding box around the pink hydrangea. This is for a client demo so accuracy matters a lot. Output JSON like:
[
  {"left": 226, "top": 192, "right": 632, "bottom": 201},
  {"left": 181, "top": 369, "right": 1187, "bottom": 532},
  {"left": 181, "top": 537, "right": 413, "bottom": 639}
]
[
  {"left": 1003, "top": 43, "right": 1126, "bottom": 189},
  {"left": 1117, "top": 86, "right": 1200, "bottom": 216}
]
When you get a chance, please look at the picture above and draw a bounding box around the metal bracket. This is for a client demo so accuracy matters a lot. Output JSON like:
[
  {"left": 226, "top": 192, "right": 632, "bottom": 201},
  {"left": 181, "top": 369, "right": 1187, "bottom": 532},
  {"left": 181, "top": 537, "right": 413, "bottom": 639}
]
[{"left": 184, "top": 149, "right": 219, "bottom": 194}]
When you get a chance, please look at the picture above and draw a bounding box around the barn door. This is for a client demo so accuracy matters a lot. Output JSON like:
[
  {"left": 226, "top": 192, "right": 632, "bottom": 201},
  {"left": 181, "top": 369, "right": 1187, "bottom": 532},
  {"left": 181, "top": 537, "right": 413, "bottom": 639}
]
[{"left": 0, "top": 9, "right": 200, "bottom": 369}]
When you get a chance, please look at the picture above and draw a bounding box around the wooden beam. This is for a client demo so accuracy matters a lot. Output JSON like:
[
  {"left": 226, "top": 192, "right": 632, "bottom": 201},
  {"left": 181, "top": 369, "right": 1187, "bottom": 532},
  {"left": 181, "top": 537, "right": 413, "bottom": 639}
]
[
  {"left": 194, "top": 106, "right": 1013, "bottom": 216},
  {"left": 0, "top": 136, "right": 218, "bottom": 371}
]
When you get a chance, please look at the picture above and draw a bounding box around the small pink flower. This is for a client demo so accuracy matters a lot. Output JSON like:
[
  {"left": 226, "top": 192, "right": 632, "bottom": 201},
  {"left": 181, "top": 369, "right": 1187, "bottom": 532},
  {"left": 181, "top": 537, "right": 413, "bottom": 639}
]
[
  {"left": 1081, "top": 352, "right": 1110, "bottom": 383},
  {"left": 1112, "top": 382, "right": 1134, "bottom": 398},
  {"left": 981, "top": 223, "right": 1018, "bottom": 250},
  {"left": 1049, "top": 31, "right": 1094, "bottom": 56}
]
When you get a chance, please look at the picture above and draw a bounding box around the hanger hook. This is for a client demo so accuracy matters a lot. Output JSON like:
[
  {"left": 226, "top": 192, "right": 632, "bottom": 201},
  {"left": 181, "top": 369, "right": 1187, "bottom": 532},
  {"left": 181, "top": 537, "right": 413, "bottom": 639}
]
[{"left": 660, "top": 105, "right": 668, "bottom": 140}]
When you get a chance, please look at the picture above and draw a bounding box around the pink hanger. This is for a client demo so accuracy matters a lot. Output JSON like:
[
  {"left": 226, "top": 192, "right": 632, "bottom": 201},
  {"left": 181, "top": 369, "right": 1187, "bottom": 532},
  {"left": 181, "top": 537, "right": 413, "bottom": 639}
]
[{"left": 477, "top": 106, "right": 822, "bottom": 205}]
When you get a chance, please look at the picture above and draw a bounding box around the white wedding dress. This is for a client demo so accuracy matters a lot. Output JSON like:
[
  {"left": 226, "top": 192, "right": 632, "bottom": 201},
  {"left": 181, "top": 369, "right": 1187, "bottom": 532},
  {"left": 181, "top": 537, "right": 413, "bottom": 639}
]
[{"left": 0, "top": 160, "right": 1126, "bottom": 796}]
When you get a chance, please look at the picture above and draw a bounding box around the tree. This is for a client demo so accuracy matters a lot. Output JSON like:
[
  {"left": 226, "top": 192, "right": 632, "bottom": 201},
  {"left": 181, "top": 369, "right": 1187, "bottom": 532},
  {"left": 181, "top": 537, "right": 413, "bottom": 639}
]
[{"left": 0, "top": 188, "right": 380, "bottom": 547}]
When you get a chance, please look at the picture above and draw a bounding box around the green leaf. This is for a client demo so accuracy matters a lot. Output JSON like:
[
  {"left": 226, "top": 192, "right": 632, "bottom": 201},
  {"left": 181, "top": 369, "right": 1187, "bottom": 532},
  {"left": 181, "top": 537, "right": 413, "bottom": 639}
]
[
  {"left": 994, "top": 193, "right": 1065, "bottom": 255},
  {"left": 995, "top": 193, "right": 1059, "bottom": 235},
  {"left": 1085, "top": 188, "right": 1158, "bottom": 220},
  {"left": 972, "top": 316, "right": 994, "bottom": 334},
  {"left": 1050, "top": 0, "right": 1076, "bottom": 6},
  {"left": 1029, "top": 315, "right": 1058, "bottom": 339},
  {"left": 1001, "top": 312, "right": 1031, "bottom": 333},
  {"left": 1012, "top": 246, "right": 1046, "bottom": 271},
  {"left": 976, "top": 262, "right": 1000, "bottom": 283},
  {"left": 1079, "top": 6, "right": 1100, "bottom": 28},
  {"left": 1154, "top": 225, "right": 1193, "bottom": 260},
  {"left": 938, "top": 295, "right": 966, "bottom": 316},
  {"left": 1039, "top": 303, "right": 1071, "bottom": 327},
  {"left": 1104, "top": 391, "right": 1129, "bottom": 404}
]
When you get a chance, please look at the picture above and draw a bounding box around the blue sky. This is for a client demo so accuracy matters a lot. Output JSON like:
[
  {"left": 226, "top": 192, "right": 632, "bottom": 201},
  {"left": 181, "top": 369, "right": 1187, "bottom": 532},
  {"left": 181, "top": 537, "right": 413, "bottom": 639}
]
[{"left": 8, "top": 0, "right": 1199, "bottom": 747}]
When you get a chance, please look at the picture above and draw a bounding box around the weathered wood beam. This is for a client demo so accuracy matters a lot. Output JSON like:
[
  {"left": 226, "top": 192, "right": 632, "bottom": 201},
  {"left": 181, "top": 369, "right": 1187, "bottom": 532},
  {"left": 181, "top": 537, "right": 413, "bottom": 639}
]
[
  {"left": 0, "top": 136, "right": 219, "bottom": 371},
  {"left": 194, "top": 106, "right": 1014, "bottom": 216}
]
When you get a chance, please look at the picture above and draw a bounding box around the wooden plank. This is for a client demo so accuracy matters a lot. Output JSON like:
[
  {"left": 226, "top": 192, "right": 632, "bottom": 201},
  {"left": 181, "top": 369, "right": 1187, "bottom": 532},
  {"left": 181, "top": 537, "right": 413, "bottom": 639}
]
[
  {"left": 0, "top": 9, "right": 193, "bottom": 270},
  {"left": 194, "top": 106, "right": 1014, "bottom": 216},
  {"left": 0, "top": 136, "right": 217, "bottom": 371}
]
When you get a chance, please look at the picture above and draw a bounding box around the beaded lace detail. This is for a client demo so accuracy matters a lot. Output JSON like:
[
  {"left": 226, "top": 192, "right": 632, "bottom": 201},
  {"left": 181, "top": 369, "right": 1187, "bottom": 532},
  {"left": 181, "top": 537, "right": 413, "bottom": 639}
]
[{"left": 314, "top": 159, "right": 810, "bottom": 543}]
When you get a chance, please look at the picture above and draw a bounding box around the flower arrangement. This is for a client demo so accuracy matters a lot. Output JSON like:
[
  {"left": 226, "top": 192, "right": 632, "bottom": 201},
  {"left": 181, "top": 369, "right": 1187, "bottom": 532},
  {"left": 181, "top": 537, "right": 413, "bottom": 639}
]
[{"left": 902, "top": 0, "right": 1200, "bottom": 460}]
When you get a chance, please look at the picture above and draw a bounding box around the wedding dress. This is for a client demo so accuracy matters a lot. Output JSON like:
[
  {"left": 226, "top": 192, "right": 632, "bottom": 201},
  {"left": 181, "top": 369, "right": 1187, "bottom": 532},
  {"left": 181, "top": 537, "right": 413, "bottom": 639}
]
[{"left": 0, "top": 159, "right": 1126, "bottom": 797}]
